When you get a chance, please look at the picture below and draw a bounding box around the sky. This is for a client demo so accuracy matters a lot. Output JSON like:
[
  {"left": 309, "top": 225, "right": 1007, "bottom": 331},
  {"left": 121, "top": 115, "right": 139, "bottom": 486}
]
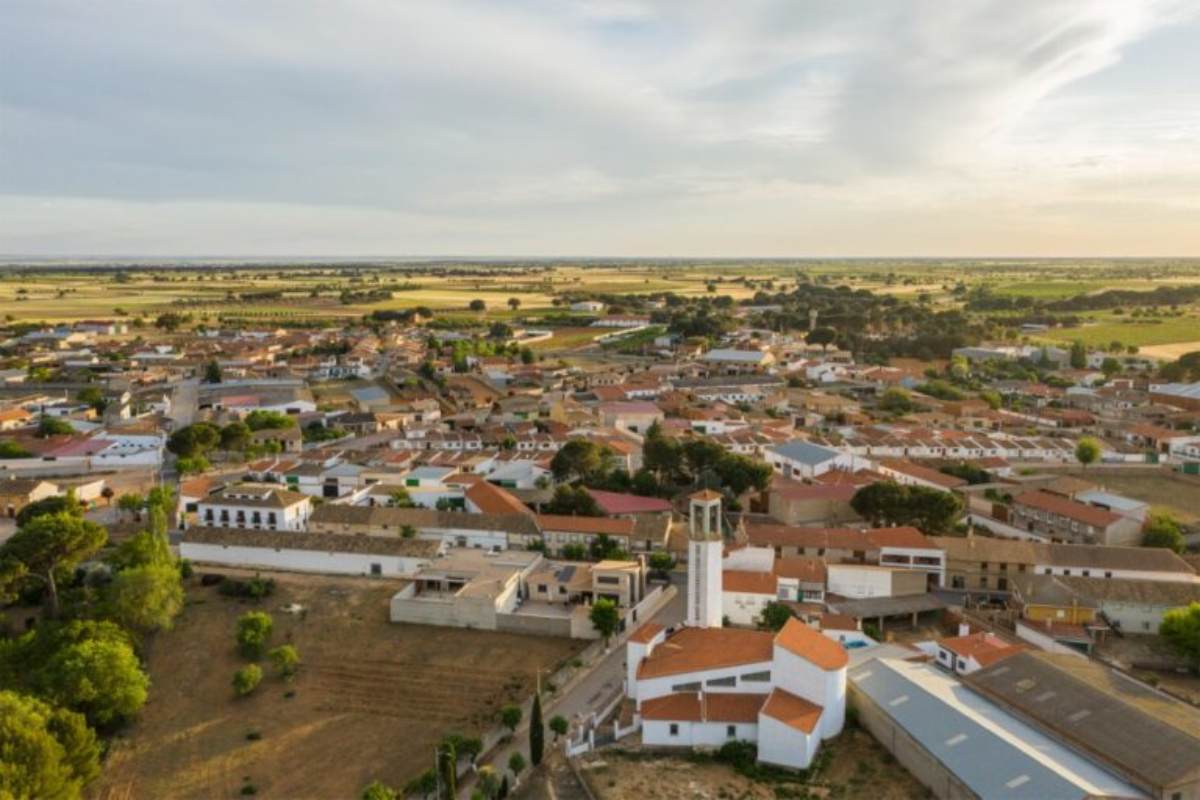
[{"left": 2, "top": 0, "right": 1200, "bottom": 258}]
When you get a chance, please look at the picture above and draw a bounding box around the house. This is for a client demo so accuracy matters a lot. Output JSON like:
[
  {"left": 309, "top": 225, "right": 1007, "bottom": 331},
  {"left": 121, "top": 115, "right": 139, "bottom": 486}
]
[
  {"left": 932, "top": 630, "right": 1024, "bottom": 675},
  {"left": 584, "top": 488, "right": 673, "bottom": 518},
  {"left": 196, "top": 484, "right": 312, "bottom": 531},
  {"left": 249, "top": 425, "right": 303, "bottom": 454},
  {"left": 765, "top": 440, "right": 866, "bottom": 480},
  {"left": 0, "top": 478, "right": 58, "bottom": 518},
  {"left": 701, "top": 348, "right": 776, "bottom": 369},
  {"left": 0, "top": 407, "right": 34, "bottom": 431},
  {"left": 767, "top": 480, "right": 859, "bottom": 526},
  {"left": 598, "top": 402, "right": 664, "bottom": 435},
  {"left": 536, "top": 514, "right": 637, "bottom": 557},
  {"left": 1009, "top": 490, "right": 1143, "bottom": 546},
  {"left": 1011, "top": 573, "right": 1200, "bottom": 635},
  {"left": 825, "top": 564, "right": 927, "bottom": 600},
  {"left": 876, "top": 459, "right": 967, "bottom": 492}
]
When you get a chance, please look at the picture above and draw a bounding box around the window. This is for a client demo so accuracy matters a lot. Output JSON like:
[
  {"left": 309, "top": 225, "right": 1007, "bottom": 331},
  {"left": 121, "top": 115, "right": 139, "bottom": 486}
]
[
  {"left": 669, "top": 724, "right": 679, "bottom": 736},
  {"left": 726, "top": 725, "right": 737, "bottom": 738},
  {"left": 537, "top": 584, "right": 547, "bottom": 594},
  {"left": 1104, "top": 571, "right": 1112, "bottom": 578},
  {"left": 997, "top": 577, "right": 1008, "bottom": 591},
  {"left": 979, "top": 577, "right": 988, "bottom": 589},
  {"left": 671, "top": 682, "right": 701, "bottom": 692},
  {"left": 370, "top": 563, "right": 382, "bottom": 576},
  {"left": 1081, "top": 570, "right": 1089, "bottom": 577},
  {"left": 597, "top": 576, "right": 620, "bottom": 585},
  {"left": 706, "top": 676, "right": 736, "bottom": 688},
  {"left": 741, "top": 670, "right": 771, "bottom": 682},
  {"left": 980, "top": 562, "right": 988, "bottom": 571},
  {"left": 951, "top": 576, "right": 965, "bottom": 589}
]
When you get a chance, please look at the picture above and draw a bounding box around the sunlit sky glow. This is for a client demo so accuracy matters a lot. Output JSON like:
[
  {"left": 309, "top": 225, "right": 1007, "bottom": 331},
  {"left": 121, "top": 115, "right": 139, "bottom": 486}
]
[{"left": 3, "top": 0, "right": 1200, "bottom": 257}]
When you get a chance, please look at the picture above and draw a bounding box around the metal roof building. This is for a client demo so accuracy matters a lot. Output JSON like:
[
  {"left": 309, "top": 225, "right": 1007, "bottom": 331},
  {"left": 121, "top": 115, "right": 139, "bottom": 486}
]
[
  {"left": 849, "top": 657, "right": 1147, "bottom": 799},
  {"left": 965, "top": 652, "right": 1200, "bottom": 800}
]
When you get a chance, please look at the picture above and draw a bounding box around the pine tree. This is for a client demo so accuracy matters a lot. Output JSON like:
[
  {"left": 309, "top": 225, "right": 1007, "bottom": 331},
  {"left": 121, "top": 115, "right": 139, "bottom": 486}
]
[{"left": 529, "top": 691, "right": 544, "bottom": 767}]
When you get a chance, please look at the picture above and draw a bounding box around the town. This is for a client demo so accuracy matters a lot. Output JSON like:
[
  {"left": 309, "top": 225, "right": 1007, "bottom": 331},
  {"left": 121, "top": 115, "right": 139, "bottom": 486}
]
[{"left": 0, "top": 260, "right": 1198, "bottom": 799}]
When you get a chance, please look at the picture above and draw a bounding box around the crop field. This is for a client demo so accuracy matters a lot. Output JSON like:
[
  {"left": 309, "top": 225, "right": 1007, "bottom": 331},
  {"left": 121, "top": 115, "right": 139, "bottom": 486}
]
[
  {"left": 1040, "top": 312, "right": 1200, "bottom": 349},
  {"left": 92, "top": 571, "right": 583, "bottom": 800}
]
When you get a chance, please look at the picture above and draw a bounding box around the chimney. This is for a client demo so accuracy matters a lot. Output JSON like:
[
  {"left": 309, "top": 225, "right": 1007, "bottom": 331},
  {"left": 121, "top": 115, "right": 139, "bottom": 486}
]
[{"left": 958, "top": 623, "right": 971, "bottom": 637}]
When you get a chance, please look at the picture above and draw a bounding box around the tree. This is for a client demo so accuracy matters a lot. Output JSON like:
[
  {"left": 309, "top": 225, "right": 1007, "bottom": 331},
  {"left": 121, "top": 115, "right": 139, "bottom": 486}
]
[
  {"left": 499, "top": 704, "right": 522, "bottom": 733},
  {"left": 806, "top": 326, "right": 837, "bottom": 346},
  {"left": 3, "top": 620, "right": 150, "bottom": 727},
  {"left": 469, "top": 299, "right": 487, "bottom": 312},
  {"left": 1142, "top": 513, "right": 1185, "bottom": 553},
  {"left": 36, "top": 415, "right": 74, "bottom": 438},
  {"left": 544, "top": 485, "right": 601, "bottom": 517},
  {"left": 106, "top": 563, "right": 184, "bottom": 633},
  {"left": 400, "top": 524, "right": 417, "bottom": 539},
  {"left": 590, "top": 598, "right": 620, "bottom": 643},
  {"left": 220, "top": 421, "right": 251, "bottom": 451},
  {"left": 167, "top": 422, "right": 221, "bottom": 458},
  {"left": 389, "top": 488, "right": 417, "bottom": 508},
  {"left": 244, "top": 410, "right": 295, "bottom": 431},
  {"left": 507, "top": 297, "right": 521, "bottom": 311},
  {"left": 0, "top": 439, "right": 34, "bottom": 459},
  {"left": 15, "top": 494, "right": 83, "bottom": 527},
  {"left": 507, "top": 752, "right": 525, "bottom": 778},
  {"left": 203, "top": 359, "right": 223, "bottom": 384},
  {"left": 549, "top": 715, "right": 568, "bottom": 741},
  {"left": 713, "top": 452, "right": 773, "bottom": 497},
  {"left": 438, "top": 739, "right": 457, "bottom": 799},
  {"left": 550, "top": 439, "right": 613, "bottom": 484},
  {"left": 648, "top": 551, "right": 675, "bottom": 578},
  {"left": 1159, "top": 602, "right": 1200, "bottom": 670},
  {"left": 476, "top": 766, "right": 500, "bottom": 799},
  {"left": 1074, "top": 437, "right": 1101, "bottom": 469},
  {"left": 236, "top": 611, "right": 274, "bottom": 659},
  {"left": 100, "top": 486, "right": 115, "bottom": 506},
  {"left": 879, "top": 387, "right": 914, "bottom": 414},
  {"left": 850, "top": 481, "right": 962, "bottom": 534},
  {"left": 0, "top": 690, "right": 101, "bottom": 799},
  {"left": 176, "top": 456, "right": 210, "bottom": 475},
  {"left": 268, "top": 644, "right": 300, "bottom": 680},
  {"left": 562, "top": 544, "right": 586, "bottom": 561},
  {"left": 520, "top": 347, "right": 535, "bottom": 365},
  {"left": 1, "top": 513, "right": 107, "bottom": 617},
  {"left": 1100, "top": 357, "right": 1122, "bottom": 378},
  {"left": 529, "top": 691, "right": 544, "bottom": 767},
  {"left": 1069, "top": 339, "right": 1087, "bottom": 369},
  {"left": 232, "top": 664, "right": 263, "bottom": 696},
  {"left": 77, "top": 386, "right": 108, "bottom": 414},
  {"left": 360, "top": 780, "right": 398, "bottom": 800},
  {"left": 758, "top": 602, "right": 793, "bottom": 632},
  {"left": 588, "top": 533, "right": 627, "bottom": 561},
  {"left": 117, "top": 492, "right": 145, "bottom": 520}
]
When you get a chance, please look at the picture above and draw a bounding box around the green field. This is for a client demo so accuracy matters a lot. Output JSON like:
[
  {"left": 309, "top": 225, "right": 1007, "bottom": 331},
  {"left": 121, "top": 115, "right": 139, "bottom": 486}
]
[{"left": 1040, "top": 312, "right": 1200, "bottom": 349}]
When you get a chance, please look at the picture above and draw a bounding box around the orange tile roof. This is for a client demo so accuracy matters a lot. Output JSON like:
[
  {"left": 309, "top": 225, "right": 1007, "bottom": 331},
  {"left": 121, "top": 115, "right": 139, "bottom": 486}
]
[
  {"left": 865, "top": 526, "right": 935, "bottom": 550},
  {"left": 629, "top": 623, "right": 664, "bottom": 645},
  {"left": 760, "top": 688, "right": 823, "bottom": 733},
  {"left": 690, "top": 489, "right": 723, "bottom": 502},
  {"left": 1013, "top": 490, "right": 1121, "bottom": 528},
  {"left": 535, "top": 514, "right": 635, "bottom": 536},
  {"left": 465, "top": 480, "right": 533, "bottom": 516},
  {"left": 773, "top": 557, "right": 826, "bottom": 583},
  {"left": 637, "top": 627, "right": 775, "bottom": 680},
  {"left": 818, "top": 613, "right": 858, "bottom": 632},
  {"left": 940, "top": 632, "right": 1025, "bottom": 667},
  {"left": 723, "top": 570, "right": 778, "bottom": 595},
  {"left": 640, "top": 692, "right": 767, "bottom": 724},
  {"left": 774, "top": 618, "right": 849, "bottom": 671}
]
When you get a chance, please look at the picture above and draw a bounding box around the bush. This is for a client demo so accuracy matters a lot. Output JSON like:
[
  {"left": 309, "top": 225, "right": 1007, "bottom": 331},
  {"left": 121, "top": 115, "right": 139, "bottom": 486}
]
[
  {"left": 236, "top": 612, "right": 274, "bottom": 659},
  {"left": 219, "top": 575, "right": 276, "bottom": 601},
  {"left": 233, "top": 664, "right": 263, "bottom": 696},
  {"left": 268, "top": 645, "right": 300, "bottom": 680}
]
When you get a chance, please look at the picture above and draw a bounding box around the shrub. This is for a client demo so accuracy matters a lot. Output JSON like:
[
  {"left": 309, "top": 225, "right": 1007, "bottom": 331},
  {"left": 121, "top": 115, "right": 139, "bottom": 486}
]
[
  {"left": 268, "top": 644, "right": 300, "bottom": 680},
  {"left": 236, "top": 612, "right": 274, "bottom": 659},
  {"left": 233, "top": 665, "right": 263, "bottom": 696}
]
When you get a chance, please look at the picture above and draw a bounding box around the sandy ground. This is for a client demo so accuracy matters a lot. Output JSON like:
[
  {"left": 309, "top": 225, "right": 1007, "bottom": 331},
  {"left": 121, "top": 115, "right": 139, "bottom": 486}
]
[
  {"left": 92, "top": 571, "right": 582, "bottom": 800},
  {"left": 580, "top": 727, "right": 928, "bottom": 800},
  {"left": 1138, "top": 341, "right": 1200, "bottom": 361}
]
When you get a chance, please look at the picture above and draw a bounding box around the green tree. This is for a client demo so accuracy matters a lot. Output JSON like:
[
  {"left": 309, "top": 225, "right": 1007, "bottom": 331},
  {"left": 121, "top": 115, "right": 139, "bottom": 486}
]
[
  {"left": 713, "top": 452, "right": 773, "bottom": 497},
  {"left": 545, "top": 485, "right": 601, "bottom": 516},
  {"left": 16, "top": 494, "right": 83, "bottom": 527},
  {"left": 648, "top": 551, "right": 675, "bottom": 578},
  {"left": 36, "top": 416, "right": 74, "bottom": 438},
  {"left": 0, "top": 439, "right": 34, "bottom": 459},
  {"left": 1100, "top": 357, "right": 1122, "bottom": 378},
  {"left": 589, "top": 598, "right": 620, "bottom": 643},
  {"left": 758, "top": 602, "right": 793, "bottom": 632},
  {"left": 529, "top": 691, "right": 544, "bottom": 767},
  {"left": 806, "top": 326, "right": 837, "bottom": 346},
  {"left": 1142, "top": 513, "right": 1185, "bottom": 553},
  {"left": 499, "top": 704, "right": 522, "bottom": 732},
  {"left": 389, "top": 488, "right": 417, "bottom": 508},
  {"left": 2, "top": 620, "right": 150, "bottom": 727},
  {"left": 203, "top": 359, "right": 223, "bottom": 384},
  {"left": 476, "top": 766, "right": 500, "bottom": 799},
  {"left": 106, "top": 563, "right": 184, "bottom": 633},
  {"left": 117, "top": 492, "right": 145, "bottom": 521},
  {"left": 550, "top": 439, "right": 613, "bottom": 484},
  {"left": 438, "top": 739, "right": 457, "bottom": 799},
  {"left": 1075, "top": 437, "right": 1101, "bottom": 469},
  {"left": 469, "top": 299, "right": 486, "bottom": 312},
  {"left": 850, "top": 481, "right": 962, "bottom": 534},
  {"left": 1069, "top": 340, "right": 1087, "bottom": 369},
  {"left": 360, "top": 780, "right": 397, "bottom": 800},
  {"left": 176, "top": 456, "right": 210, "bottom": 475},
  {"left": 1, "top": 513, "right": 107, "bottom": 617},
  {"left": 549, "top": 715, "right": 568, "bottom": 741},
  {"left": 0, "top": 690, "right": 101, "bottom": 800},
  {"left": 236, "top": 611, "right": 274, "bottom": 659},
  {"left": 244, "top": 410, "right": 295, "bottom": 431},
  {"left": 268, "top": 644, "right": 300, "bottom": 680},
  {"left": 77, "top": 386, "right": 108, "bottom": 414},
  {"left": 220, "top": 421, "right": 252, "bottom": 451},
  {"left": 508, "top": 297, "right": 521, "bottom": 311},
  {"left": 232, "top": 664, "right": 263, "bottom": 696},
  {"left": 878, "top": 387, "right": 914, "bottom": 414},
  {"left": 507, "top": 752, "right": 525, "bottom": 778},
  {"left": 167, "top": 422, "right": 221, "bottom": 458},
  {"left": 1159, "top": 602, "right": 1200, "bottom": 670}
]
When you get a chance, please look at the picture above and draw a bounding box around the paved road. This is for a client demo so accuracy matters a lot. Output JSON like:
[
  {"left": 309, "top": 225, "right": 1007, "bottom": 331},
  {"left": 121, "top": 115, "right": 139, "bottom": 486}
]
[{"left": 461, "top": 577, "right": 684, "bottom": 798}]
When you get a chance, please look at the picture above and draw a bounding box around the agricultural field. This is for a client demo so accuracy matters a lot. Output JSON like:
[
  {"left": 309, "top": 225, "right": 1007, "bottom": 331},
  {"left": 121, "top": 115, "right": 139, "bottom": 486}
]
[
  {"left": 1039, "top": 310, "right": 1200, "bottom": 350},
  {"left": 92, "top": 570, "right": 582, "bottom": 800},
  {"left": 1035, "top": 466, "right": 1200, "bottom": 524}
]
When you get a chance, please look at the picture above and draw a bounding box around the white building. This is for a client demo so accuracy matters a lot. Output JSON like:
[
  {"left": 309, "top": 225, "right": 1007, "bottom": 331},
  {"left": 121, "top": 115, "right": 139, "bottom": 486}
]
[{"left": 196, "top": 483, "right": 313, "bottom": 531}]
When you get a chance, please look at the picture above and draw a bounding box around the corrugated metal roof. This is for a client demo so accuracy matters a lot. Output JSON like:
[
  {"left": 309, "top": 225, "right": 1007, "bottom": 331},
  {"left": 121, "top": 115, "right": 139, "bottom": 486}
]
[{"left": 850, "top": 658, "right": 1147, "bottom": 800}]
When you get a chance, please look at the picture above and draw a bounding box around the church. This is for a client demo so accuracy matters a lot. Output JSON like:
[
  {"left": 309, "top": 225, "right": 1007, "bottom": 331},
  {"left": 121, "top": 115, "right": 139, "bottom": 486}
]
[{"left": 623, "top": 491, "right": 849, "bottom": 770}]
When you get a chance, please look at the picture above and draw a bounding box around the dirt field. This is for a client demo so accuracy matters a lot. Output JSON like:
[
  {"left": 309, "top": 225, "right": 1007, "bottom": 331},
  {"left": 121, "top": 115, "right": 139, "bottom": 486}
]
[
  {"left": 1038, "top": 466, "right": 1200, "bottom": 523},
  {"left": 1139, "top": 341, "right": 1200, "bottom": 361},
  {"left": 579, "top": 726, "right": 929, "bottom": 800},
  {"left": 92, "top": 571, "right": 583, "bottom": 800}
]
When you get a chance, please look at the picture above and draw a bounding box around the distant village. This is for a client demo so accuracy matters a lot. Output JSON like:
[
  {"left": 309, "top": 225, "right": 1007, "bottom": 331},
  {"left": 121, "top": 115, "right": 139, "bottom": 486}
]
[{"left": 1, "top": 297, "right": 1199, "bottom": 800}]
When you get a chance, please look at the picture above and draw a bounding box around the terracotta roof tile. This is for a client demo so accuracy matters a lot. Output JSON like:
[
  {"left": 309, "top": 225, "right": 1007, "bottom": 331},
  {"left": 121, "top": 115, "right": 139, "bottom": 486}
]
[
  {"left": 774, "top": 618, "right": 849, "bottom": 671},
  {"left": 760, "top": 688, "right": 823, "bottom": 733},
  {"left": 636, "top": 627, "right": 775, "bottom": 680}
]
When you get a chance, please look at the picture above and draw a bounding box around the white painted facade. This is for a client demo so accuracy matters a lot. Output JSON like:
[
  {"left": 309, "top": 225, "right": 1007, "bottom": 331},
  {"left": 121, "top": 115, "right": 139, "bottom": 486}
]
[{"left": 180, "top": 541, "right": 432, "bottom": 577}]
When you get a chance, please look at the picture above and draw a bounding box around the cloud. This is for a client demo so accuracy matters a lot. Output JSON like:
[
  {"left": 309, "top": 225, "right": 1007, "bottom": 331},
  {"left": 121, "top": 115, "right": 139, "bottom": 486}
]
[{"left": 0, "top": 0, "right": 1196, "bottom": 255}]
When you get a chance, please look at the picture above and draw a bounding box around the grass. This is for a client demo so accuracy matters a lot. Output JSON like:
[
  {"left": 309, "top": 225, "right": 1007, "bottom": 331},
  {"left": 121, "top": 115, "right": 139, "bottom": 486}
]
[{"left": 1040, "top": 311, "right": 1200, "bottom": 349}]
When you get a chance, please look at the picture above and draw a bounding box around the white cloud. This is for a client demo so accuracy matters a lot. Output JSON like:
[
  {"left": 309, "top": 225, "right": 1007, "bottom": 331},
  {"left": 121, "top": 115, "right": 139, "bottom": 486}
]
[{"left": 0, "top": 0, "right": 1197, "bottom": 255}]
